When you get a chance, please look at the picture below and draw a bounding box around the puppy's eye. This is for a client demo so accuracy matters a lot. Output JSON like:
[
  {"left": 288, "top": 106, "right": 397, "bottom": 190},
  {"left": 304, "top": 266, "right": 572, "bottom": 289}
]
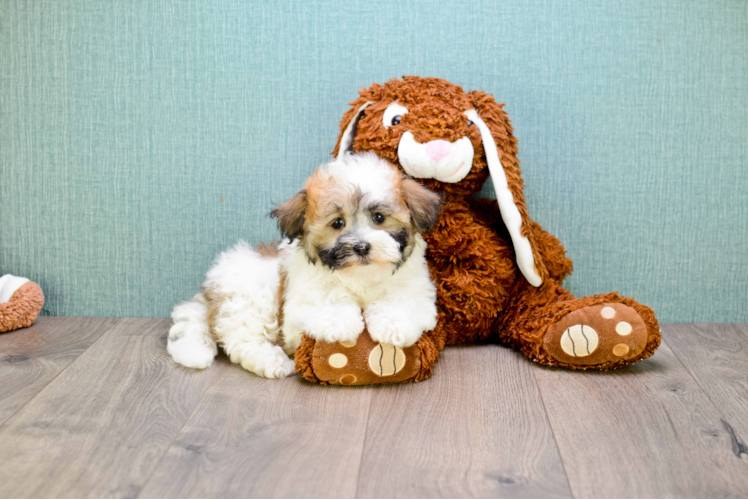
[
  {"left": 372, "top": 213, "right": 385, "bottom": 224},
  {"left": 383, "top": 102, "right": 409, "bottom": 129},
  {"left": 467, "top": 120, "right": 474, "bottom": 127},
  {"left": 331, "top": 218, "right": 345, "bottom": 229}
]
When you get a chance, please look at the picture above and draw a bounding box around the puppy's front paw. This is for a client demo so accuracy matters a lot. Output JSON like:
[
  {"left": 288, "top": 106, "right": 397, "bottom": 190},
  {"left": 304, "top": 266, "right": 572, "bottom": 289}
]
[
  {"left": 306, "top": 303, "right": 365, "bottom": 344},
  {"left": 365, "top": 308, "right": 422, "bottom": 348}
]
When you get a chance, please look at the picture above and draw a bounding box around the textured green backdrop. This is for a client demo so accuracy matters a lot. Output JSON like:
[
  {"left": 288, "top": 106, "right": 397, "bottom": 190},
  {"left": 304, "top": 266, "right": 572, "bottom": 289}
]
[{"left": 1, "top": 1, "right": 746, "bottom": 322}]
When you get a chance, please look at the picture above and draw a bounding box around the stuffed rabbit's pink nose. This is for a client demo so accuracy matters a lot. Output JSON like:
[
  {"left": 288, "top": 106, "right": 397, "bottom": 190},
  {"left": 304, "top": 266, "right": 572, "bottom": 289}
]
[{"left": 425, "top": 140, "right": 452, "bottom": 162}]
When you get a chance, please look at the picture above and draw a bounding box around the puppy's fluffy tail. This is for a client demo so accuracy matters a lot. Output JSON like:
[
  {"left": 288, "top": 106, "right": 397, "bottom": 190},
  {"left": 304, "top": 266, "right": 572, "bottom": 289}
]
[{"left": 167, "top": 293, "right": 218, "bottom": 369}]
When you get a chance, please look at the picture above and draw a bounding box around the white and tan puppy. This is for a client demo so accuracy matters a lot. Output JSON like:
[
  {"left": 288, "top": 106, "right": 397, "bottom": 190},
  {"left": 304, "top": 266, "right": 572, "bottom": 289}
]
[{"left": 167, "top": 153, "right": 442, "bottom": 378}]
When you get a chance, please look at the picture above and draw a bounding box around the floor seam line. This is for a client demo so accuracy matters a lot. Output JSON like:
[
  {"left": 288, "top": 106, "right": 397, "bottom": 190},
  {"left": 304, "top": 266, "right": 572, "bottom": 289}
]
[
  {"left": 135, "top": 360, "right": 220, "bottom": 498},
  {"left": 354, "top": 389, "right": 375, "bottom": 499},
  {"left": 531, "top": 365, "right": 576, "bottom": 499},
  {"left": 662, "top": 333, "right": 748, "bottom": 446}
]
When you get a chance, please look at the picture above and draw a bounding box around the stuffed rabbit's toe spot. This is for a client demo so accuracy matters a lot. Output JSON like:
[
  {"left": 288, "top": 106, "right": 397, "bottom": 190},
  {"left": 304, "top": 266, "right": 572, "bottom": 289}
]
[
  {"left": 616, "top": 321, "right": 633, "bottom": 335},
  {"left": 368, "top": 344, "right": 406, "bottom": 376},
  {"left": 600, "top": 306, "right": 616, "bottom": 319},
  {"left": 613, "top": 343, "right": 630, "bottom": 357},
  {"left": 328, "top": 353, "right": 348, "bottom": 368},
  {"left": 559, "top": 325, "right": 599, "bottom": 357},
  {"left": 338, "top": 374, "right": 357, "bottom": 385}
]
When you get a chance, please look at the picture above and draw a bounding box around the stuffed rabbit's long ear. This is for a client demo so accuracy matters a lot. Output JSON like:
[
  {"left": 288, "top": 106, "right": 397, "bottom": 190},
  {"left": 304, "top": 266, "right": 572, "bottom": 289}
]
[
  {"left": 332, "top": 83, "right": 386, "bottom": 157},
  {"left": 335, "top": 100, "right": 374, "bottom": 158},
  {"left": 467, "top": 91, "right": 543, "bottom": 287}
]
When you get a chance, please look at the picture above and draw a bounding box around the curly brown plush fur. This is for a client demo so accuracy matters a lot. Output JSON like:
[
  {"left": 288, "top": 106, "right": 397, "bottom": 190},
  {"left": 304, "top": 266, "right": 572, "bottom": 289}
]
[
  {"left": 296, "top": 76, "right": 660, "bottom": 383},
  {"left": 0, "top": 281, "right": 44, "bottom": 333}
]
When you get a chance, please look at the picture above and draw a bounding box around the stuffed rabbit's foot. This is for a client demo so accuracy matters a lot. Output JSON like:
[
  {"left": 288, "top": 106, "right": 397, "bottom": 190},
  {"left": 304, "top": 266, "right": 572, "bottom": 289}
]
[
  {"left": 542, "top": 302, "right": 652, "bottom": 369},
  {"left": 295, "top": 329, "right": 438, "bottom": 385}
]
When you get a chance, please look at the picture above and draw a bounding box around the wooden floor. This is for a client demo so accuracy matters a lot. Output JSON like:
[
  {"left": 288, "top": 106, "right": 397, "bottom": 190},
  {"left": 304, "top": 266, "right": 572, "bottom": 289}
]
[{"left": 0, "top": 318, "right": 747, "bottom": 498}]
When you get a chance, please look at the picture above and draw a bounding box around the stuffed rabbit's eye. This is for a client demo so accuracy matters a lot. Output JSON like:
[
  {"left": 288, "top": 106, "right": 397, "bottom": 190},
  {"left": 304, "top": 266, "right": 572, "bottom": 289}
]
[
  {"left": 331, "top": 218, "right": 345, "bottom": 229},
  {"left": 383, "top": 102, "right": 409, "bottom": 128}
]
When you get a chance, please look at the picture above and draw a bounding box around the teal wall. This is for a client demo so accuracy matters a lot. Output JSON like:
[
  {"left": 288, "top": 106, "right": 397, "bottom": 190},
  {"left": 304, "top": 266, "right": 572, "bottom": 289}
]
[{"left": 1, "top": 1, "right": 746, "bottom": 322}]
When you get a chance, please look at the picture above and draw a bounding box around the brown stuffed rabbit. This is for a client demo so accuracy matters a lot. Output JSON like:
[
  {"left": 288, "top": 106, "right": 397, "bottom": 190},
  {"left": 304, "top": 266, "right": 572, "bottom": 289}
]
[
  {"left": 296, "top": 77, "right": 661, "bottom": 384},
  {"left": 0, "top": 274, "right": 44, "bottom": 333}
]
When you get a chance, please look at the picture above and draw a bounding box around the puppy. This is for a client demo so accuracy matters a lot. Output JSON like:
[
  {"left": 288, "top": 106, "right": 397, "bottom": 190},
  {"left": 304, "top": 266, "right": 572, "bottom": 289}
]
[{"left": 167, "top": 153, "right": 442, "bottom": 378}]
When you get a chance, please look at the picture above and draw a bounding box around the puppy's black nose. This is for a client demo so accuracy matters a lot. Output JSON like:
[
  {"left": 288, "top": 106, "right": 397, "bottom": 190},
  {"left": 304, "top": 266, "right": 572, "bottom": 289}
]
[{"left": 353, "top": 242, "right": 371, "bottom": 256}]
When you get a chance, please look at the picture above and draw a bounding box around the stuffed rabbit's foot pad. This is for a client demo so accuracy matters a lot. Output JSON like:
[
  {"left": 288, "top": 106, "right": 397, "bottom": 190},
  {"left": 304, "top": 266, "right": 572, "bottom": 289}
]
[
  {"left": 297, "top": 330, "right": 422, "bottom": 385},
  {"left": 543, "top": 303, "right": 648, "bottom": 368}
]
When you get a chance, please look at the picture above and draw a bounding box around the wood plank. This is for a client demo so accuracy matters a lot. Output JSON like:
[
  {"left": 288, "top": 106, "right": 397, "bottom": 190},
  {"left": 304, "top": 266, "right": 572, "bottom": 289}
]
[
  {"left": 356, "top": 344, "right": 572, "bottom": 499},
  {"left": 138, "top": 361, "right": 373, "bottom": 499},
  {"left": 0, "top": 318, "right": 215, "bottom": 498},
  {"left": 0, "top": 316, "right": 118, "bottom": 425},
  {"left": 534, "top": 340, "right": 748, "bottom": 498},
  {"left": 665, "top": 323, "right": 748, "bottom": 451}
]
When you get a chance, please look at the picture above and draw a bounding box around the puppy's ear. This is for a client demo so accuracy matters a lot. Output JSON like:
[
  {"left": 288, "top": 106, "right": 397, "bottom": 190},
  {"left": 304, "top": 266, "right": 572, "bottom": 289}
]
[
  {"left": 270, "top": 189, "right": 308, "bottom": 241},
  {"left": 401, "top": 179, "right": 442, "bottom": 234}
]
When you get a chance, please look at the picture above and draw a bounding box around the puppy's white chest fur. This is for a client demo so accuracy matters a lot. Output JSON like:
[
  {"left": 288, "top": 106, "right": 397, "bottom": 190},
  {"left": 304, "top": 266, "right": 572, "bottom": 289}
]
[{"left": 280, "top": 235, "right": 437, "bottom": 350}]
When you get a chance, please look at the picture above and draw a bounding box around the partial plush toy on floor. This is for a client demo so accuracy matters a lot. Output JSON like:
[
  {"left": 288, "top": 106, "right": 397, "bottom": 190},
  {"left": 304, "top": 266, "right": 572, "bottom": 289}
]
[
  {"left": 295, "top": 76, "right": 661, "bottom": 383},
  {"left": 0, "top": 274, "right": 44, "bottom": 333}
]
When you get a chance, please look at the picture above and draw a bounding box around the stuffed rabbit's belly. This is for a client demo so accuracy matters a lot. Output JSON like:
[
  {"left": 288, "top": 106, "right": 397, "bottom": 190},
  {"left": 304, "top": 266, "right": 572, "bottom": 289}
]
[{"left": 426, "top": 207, "right": 518, "bottom": 346}]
